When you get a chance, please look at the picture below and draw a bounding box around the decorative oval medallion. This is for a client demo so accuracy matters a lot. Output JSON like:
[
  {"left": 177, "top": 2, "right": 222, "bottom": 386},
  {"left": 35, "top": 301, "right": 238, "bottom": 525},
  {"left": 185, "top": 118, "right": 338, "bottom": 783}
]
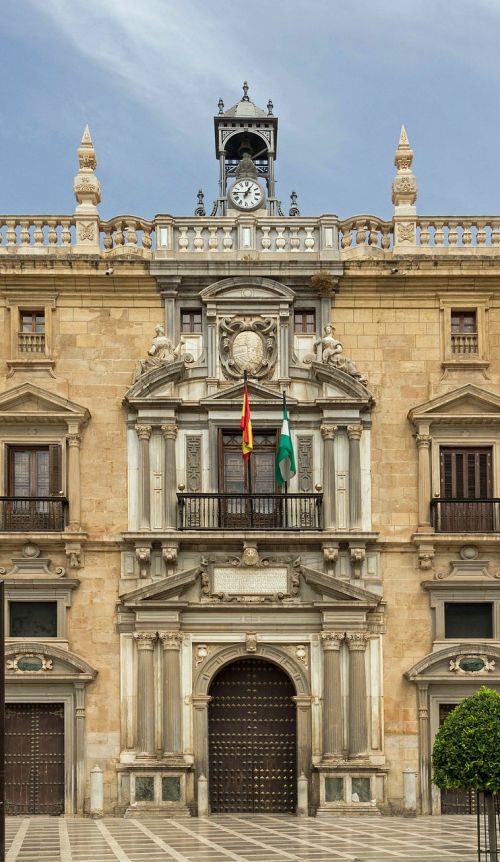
[
  {"left": 17, "top": 655, "right": 43, "bottom": 672},
  {"left": 232, "top": 330, "right": 264, "bottom": 374},
  {"left": 458, "top": 657, "right": 485, "bottom": 673}
]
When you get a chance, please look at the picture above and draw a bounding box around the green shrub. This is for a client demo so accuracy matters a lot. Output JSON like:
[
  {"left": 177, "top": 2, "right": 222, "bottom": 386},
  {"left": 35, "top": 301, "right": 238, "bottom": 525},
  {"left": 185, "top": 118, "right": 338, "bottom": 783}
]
[{"left": 433, "top": 687, "right": 500, "bottom": 793}]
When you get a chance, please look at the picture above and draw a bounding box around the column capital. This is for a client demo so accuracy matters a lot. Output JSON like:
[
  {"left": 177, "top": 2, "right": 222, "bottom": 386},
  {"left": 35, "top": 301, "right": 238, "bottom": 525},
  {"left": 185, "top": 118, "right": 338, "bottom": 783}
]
[
  {"left": 161, "top": 423, "right": 178, "bottom": 440},
  {"left": 67, "top": 433, "right": 81, "bottom": 448},
  {"left": 345, "top": 632, "right": 369, "bottom": 651},
  {"left": 135, "top": 423, "right": 152, "bottom": 441},
  {"left": 292, "top": 695, "right": 313, "bottom": 711},
  {"left": 347, "top": 424, "right": 363, "bottom": 441},
  {"left": 133, "top": 631, "right": 157, "bottom": 650},
  {"left": 415, "top": 433, "right": 432, "bottom": 449},
  {"left": 191, "top": 694, "right": 212, "bottom": 711},
  {"left": 320, "top": 423, "right": 338, "bottom": 440},
  {"left": 159, "top": 631, "right": 183, "bottom": 650},
  {"left": 321, "top": 631, "right": 343, "bottom": 651}
]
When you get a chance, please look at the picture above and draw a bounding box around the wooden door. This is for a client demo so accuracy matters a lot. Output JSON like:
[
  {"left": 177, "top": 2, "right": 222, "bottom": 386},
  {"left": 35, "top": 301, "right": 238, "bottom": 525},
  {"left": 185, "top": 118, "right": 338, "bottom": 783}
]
[
  {"left": 440, "top": 447, "right": 493, "bottom": 531},
  {"left": 208, "top": 658, "right": 297, "bottom": 813},
  {"left": 219, "top": 431, "right": 277, "bottom": 528},
  {"left": 5, "top": 703, "right": 65, "bottom": 815}
]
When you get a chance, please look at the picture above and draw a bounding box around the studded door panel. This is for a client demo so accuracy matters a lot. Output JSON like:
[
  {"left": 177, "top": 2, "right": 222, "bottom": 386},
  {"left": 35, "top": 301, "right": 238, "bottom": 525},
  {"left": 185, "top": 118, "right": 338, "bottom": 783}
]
[
  {"left": 208, "top": 658, "right": 297, "bottom": 813},
  {"left": 6, "top": 703, "right": 65, "bottom": 815}
]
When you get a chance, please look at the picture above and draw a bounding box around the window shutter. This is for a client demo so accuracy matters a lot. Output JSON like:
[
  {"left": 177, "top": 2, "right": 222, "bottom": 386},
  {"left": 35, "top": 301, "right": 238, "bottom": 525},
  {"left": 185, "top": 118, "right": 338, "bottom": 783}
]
[{"left": 48, "top": 445, "right": 62, "bottom": 496}]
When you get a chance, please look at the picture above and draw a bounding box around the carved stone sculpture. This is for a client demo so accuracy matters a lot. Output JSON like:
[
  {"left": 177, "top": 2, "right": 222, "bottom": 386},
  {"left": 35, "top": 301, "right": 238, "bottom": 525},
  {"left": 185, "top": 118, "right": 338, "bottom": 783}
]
[
  {"left": 314, "top": 324, "right": 368, "bottom": 385},
  {"left": 134, "top": 325, "right": 189, "bottom": 380},
  {"left": 219, "top": 316, "right": 277, "bottom": 380}
]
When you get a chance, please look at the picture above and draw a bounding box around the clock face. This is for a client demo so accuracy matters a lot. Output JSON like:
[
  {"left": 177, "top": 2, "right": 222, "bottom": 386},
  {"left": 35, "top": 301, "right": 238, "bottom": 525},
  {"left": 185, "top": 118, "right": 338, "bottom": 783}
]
[{"left": 230, "top": 180, "right": 263, "bottom": 210}]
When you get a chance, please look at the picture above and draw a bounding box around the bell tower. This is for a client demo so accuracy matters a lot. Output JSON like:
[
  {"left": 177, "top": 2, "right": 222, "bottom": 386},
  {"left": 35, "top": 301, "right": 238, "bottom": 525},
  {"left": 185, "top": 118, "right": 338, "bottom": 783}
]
[{"left": 213, "top": 82, "right": 279, "bottom": 216}]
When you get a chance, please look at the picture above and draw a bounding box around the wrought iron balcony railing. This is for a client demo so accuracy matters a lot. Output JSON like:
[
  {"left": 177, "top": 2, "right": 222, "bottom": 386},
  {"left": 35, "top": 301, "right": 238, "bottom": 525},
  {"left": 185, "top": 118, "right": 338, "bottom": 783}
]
[
  {"left": 431, "top": 498, "right": 500, "bottom": 533},
  {"left": 0, "top": 497, "right": 68, "bottom": 532},
  {"left": 177, "top": 493, "right": 323, "bottom": 531}
]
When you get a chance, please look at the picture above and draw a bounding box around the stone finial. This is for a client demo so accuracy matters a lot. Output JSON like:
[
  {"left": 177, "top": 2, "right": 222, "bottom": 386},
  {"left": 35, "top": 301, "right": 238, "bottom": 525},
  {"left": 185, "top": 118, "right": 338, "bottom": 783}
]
[
  {"left": 73, "top": 125, "right": 101, "bottom": 212},
  {"left": 267, "top": 99, "right": 274, "bottom": 116},
  {"left": 289, "top": 191, "right": 300, "bottom": 217},
  {"left": 242, "top": 81, "right": 250, "bottom": 101},
  {"left": 392, "top": 124, "right": 417, "bottom": 212},
  {"left": 218, "top": 98, "right": 224, "bottom": 114},
  {"left": 195, "top": 189, "right": 206, "bottom": 217}
]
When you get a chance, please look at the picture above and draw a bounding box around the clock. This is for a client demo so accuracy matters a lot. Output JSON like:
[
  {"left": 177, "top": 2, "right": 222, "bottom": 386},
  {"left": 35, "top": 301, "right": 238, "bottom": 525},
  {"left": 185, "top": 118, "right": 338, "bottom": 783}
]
[{"left": 230, "top": 179, "right": 264, "bottom": 210}]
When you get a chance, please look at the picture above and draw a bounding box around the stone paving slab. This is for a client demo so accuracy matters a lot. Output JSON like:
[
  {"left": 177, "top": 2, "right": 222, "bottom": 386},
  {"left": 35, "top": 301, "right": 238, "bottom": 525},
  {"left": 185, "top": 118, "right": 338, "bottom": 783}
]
[{"left": 4, "top": 814, "right": 478, "bottom": 862}]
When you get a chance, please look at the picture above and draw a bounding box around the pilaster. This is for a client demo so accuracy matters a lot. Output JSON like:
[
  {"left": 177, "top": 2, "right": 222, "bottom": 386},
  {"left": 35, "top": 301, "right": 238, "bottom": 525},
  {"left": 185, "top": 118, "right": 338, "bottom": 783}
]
[
  {"left": 67, "top": 432, "right": 82, "bottom": 531},
  {"left": 347, "top": 424, "right": 362, "bottom": 530},
  {"left": 161, "top": 423, "right": 178, "bottom": 530},
  {"left": 320, "top": 423, "right": 338, "bottom": 529},
  {"left": 159, "top": 631, "right": 183, "bottom": 755},
  {"left": 417, "top": 684, "right": 430, "bottom": 814},
  {"left": 136, "top": 424, "right": 152, "bottom": 531},
  {"left": 134, "top": 632, "right": 156, "bottom": 757},
  {"left": 415, "top": 433, "right": 432, "bottom": 530}
]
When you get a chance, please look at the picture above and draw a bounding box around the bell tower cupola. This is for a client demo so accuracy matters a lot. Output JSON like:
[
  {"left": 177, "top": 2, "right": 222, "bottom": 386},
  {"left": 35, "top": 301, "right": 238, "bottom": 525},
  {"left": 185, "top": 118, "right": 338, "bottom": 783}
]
[{"left": 213, "top": 82, "right": 279, "bottom": 216}]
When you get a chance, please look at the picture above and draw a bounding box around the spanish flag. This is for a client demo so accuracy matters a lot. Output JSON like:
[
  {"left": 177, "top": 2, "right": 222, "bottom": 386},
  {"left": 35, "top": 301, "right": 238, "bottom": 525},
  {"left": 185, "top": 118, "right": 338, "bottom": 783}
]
[{"left": 240, "top": 377, "right": 253, "bottom": 461}]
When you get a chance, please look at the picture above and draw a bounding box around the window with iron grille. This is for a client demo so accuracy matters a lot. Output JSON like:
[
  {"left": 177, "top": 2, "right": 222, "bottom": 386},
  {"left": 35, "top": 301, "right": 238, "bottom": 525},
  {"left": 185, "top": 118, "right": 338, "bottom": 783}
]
[
  {"left": 181, "top": 310, "right": 202, "bottom": 333},
  {"left": 18, "top": 310, "right": 45, "bottom": 353},
  {"left": 294, "top": 309, "right": 316, "bottom": 333},
  {"left": 438, "top": 447, "right": 493, "bottom": 532}
]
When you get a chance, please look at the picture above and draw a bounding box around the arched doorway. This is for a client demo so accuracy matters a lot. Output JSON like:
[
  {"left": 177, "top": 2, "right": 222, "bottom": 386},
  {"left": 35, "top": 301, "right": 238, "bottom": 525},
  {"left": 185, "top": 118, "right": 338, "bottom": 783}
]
[{"left": 208, "top": 657, "right": 297, "bottom": 813}]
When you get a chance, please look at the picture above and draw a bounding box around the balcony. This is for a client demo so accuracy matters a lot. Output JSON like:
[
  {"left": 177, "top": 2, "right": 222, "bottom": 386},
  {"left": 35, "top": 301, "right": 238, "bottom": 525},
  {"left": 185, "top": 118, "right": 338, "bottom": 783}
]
[
  {"left": 0, "top": 497, "right": 68, "bottom": 532},
  {"left": 431, "top": 498, "right": 500, "bottom": 533},
  {"left": 177, "top": 493, "right": 323, "bottom": 531}
]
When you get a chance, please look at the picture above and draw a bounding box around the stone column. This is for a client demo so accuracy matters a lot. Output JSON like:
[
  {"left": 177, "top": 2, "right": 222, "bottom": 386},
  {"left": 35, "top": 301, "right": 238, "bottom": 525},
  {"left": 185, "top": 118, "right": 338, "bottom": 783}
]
[
  {"left": 417, "top": 684, "right": 431, "bottom": 814},
  {"left": 346, "top": 633, "right": 369, "bottom": 757},
  {"left": 321, "top": 632, "right": 343, "bottom": 757},
  {"left": 161, "top": 423, "right": 178, "bottom": 530},
  {"left": 192, "top": 695, "right": 212, "bottom": 781},
  {"left": 292, "top": 695, "right": 313, "bottom": 780},
  {"left": 75, "top": 682, "right": 85, "bottom": 814},
  {"left": 134, "top": 632, "right": 156, "bottom": 757},
  {"left": 136, "top": 424, "right": 152, "bottom": 531},
  {"left": 347, "top": 424, "right": 363, "bottom": 531},
  {"left": 67, "top": 432, "right": 81, "bottom": 531},
  {"left": 159, "top": 631, "right": 183, "bottom": 755},
  {"left": 415, "top": 434, "right": 432, "bottom": 530},
  {"left": 320, "top": 424, "right": 338, "bottom": 529}
]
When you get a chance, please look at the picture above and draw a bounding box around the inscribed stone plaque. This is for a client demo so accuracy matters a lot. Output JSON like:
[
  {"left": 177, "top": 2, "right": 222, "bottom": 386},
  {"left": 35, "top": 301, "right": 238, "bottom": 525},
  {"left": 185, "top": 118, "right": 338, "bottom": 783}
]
[{"left": 213, "top": 566, "right": 288, "bottom": 595}]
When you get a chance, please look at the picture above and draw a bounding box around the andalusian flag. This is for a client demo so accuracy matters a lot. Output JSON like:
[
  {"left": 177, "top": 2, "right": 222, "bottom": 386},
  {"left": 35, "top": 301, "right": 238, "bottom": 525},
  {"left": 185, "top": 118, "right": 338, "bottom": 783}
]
[
  {"left": 240, "top": 377, "right": 253, "bottom": 461},
  {"left": 275, "top": 394, "right": 296, "bottom": 485}
]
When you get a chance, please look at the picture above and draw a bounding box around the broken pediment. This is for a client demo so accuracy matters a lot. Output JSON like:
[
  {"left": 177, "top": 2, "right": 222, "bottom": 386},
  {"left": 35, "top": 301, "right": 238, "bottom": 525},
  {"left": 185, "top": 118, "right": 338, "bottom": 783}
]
[
  {"left": 124, "top": 360, "right": 185, "bottom": 405},
  {"left": 120, "top": 567, "right": 200, "bottom": 606},
  {"left": 409, "top": 384, "right": 500, "bottom": 428},
  {"left": 300, "top": 565, "right": 381, "bottom": 606},
  {"left": 0, "top": 382, "right": 90, "bottom": 426},
  {"left": 311, "top": 362, "right": 374, "bottom": 406}
]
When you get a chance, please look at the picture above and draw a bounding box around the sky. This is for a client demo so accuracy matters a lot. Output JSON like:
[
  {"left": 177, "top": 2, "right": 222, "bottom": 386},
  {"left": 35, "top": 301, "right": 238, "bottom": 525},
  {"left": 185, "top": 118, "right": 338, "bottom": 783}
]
[{"left": 1, "top": 0, "right": 500, "bottom": 220}]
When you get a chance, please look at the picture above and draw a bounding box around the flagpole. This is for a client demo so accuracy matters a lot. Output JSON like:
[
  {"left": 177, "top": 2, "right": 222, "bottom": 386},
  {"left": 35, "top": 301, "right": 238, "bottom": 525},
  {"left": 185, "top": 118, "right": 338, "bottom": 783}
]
[{"left": 283, "top": 390, "right": 288, "bottom": 528}]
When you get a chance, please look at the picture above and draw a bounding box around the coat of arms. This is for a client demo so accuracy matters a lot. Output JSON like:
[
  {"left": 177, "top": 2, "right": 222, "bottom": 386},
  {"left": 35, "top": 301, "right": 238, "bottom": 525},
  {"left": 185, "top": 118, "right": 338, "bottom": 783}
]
[{"left": 219, "top": 316, "right": 277, "bottom": 380}]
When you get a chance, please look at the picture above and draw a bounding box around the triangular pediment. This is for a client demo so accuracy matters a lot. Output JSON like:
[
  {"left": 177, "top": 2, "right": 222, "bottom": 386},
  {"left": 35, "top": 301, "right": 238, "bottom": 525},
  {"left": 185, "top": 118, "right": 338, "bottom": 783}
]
[
  {"left": 409, "top": 385, "right": 500, "bottom": 426},
  {"left": 121, "top": 567, "right": 199, "bottom": 605},
  {"left": 200, "top": 380, "right": 297, "bottom": 408},
  {"left": 301, "top": 566, "right": 381, "bottom": 605},
  {"left": 0, "top": 383, "right": 90, "bottom": 424}
]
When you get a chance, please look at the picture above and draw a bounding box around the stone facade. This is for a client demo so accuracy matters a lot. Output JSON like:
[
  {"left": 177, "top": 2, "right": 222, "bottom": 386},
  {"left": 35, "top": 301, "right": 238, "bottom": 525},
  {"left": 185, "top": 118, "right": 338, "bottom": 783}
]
[{"left": 0, "top": 88, "right": 499, "bottom": 817}]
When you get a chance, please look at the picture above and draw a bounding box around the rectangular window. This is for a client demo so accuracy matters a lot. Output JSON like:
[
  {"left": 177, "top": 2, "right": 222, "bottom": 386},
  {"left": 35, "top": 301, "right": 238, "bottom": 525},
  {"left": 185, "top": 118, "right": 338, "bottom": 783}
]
[
  {"left": 444, "top": 602, "right": 493, "bottom": 638},
  {"left": 438, "top": 447, "right": 493, "bottom": 531},
  {"left": 3, "top": 445, "right": 63, "bottom": 531},
  {"left": 294, "top": 309, "right": 316, "bottom": 333},
  {"left": 181, "top": 310, "right": 202, "bottom": 333},
  {"left": 18, "top": 310, "right": 45, "bottom": 353},
  {"left": 451, "top": 309, "right": 478, "bottom": 355},
  {"left": 9, "top": 601, "right": 58, "bottom": 637}
]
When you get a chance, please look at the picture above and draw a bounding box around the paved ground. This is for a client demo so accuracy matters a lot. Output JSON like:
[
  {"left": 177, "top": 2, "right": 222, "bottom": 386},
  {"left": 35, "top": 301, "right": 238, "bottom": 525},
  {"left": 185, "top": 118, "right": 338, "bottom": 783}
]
[{"left": 5, "top": 814, "right": 478, "bottom": 862}]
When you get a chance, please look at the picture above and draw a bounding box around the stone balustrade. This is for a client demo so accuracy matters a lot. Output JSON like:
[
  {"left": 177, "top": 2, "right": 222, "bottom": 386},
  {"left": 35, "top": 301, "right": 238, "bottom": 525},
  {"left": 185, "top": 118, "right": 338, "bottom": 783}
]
[{"left": 3, "top": 211, "right": 500, "bottom": 258}]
